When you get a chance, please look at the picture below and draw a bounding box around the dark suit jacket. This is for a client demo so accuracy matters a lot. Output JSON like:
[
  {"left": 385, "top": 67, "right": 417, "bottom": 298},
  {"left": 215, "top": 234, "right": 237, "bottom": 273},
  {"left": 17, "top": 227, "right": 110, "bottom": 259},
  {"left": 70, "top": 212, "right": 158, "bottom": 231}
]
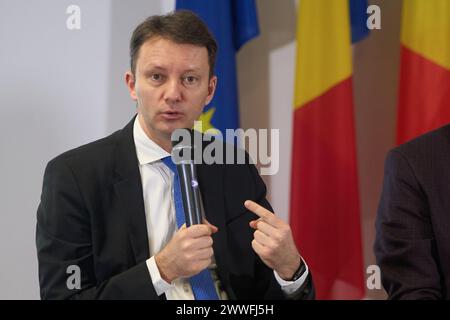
[
  {"left": 375, "top": 124, "right": 450, "bottom": 299},
  {"left": 36, "top": 116, "right": 313, "bottom": 300}
]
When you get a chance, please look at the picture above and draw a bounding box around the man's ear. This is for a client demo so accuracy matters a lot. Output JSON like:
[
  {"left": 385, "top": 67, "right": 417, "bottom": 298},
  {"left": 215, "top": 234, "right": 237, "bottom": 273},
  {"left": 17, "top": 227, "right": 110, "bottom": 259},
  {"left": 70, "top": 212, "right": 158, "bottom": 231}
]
[
  {"left": 125, "top": 71, "right": 138, "bottom": 101},
  {"left": 205, "top": 75, "right": 217, "bottom": 105}
]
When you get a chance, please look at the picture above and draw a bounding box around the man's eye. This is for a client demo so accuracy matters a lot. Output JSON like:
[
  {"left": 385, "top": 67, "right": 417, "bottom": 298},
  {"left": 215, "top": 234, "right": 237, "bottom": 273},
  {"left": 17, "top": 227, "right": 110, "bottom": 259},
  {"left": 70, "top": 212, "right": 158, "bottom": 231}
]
[
  {"left": 184, "top": 76, "right": 198, "bottom": 84},
  {"left": 150, "top": 73, "right": 164, "bottom": 81}
]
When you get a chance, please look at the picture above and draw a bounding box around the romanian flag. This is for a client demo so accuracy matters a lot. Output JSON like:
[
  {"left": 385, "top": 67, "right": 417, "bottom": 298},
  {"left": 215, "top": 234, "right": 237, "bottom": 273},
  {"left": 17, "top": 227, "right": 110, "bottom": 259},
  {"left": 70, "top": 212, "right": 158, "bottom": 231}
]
[
  {"left": 396, "top": 0, "right": 450, "bottom": 144},
  {"left": 176, "top": 0, "right": 259, "bottom": 134},
  {"left": 290, "top": 0, "right": 366, "bottom": 299}
]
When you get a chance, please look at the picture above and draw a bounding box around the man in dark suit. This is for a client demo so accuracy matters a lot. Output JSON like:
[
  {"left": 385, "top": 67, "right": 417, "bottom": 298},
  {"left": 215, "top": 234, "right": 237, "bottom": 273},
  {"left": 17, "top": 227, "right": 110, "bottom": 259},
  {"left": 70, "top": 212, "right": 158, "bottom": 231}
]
[
  {"left": 375, "top": 124, "right": 450, "bottom": 299},
  {"left": 36, "top": 11, "right": 313, "bottom": 300}
]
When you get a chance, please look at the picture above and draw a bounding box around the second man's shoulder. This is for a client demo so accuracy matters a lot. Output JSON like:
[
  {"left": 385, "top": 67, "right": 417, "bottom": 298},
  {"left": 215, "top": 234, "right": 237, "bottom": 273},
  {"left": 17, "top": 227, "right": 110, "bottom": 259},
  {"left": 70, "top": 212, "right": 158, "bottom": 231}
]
[
  {"left": 384, "top": 123, "right": 450, "bottom": 180},
  {"left": 388, "top": 123, "right": 450, "bottom": 162}
]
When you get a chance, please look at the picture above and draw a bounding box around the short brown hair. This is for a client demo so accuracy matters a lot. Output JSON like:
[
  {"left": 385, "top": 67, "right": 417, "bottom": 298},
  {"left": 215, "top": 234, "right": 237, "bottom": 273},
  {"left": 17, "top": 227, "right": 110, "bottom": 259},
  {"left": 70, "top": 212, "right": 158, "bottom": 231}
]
[{"left": 129, "top": 10, "right": 217, "bottom": 78}]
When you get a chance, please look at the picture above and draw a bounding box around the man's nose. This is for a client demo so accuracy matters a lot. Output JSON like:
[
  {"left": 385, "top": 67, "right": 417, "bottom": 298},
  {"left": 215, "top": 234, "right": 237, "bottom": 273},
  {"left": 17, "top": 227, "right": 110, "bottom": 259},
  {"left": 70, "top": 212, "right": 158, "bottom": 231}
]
[{"left": 164, "top": 79, "right": 182, "bottom": 106}]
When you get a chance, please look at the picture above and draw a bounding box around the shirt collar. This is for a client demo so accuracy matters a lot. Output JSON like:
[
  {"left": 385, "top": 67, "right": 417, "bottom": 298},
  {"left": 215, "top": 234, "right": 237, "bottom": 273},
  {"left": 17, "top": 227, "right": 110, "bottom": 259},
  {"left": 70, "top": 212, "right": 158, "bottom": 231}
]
[{"left": 133, "top": 115, "right": 170, "bottom": 165}]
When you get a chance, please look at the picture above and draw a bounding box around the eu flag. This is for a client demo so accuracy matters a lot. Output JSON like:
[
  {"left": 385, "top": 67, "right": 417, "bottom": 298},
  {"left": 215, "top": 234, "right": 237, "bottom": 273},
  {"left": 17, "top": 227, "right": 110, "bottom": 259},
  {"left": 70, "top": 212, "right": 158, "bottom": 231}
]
[
  {"left": 176, "top": 0, "right": 260, "bottom": 134},
  {"left": 350, "top": 0, "right": 369, "bottom": 43}
]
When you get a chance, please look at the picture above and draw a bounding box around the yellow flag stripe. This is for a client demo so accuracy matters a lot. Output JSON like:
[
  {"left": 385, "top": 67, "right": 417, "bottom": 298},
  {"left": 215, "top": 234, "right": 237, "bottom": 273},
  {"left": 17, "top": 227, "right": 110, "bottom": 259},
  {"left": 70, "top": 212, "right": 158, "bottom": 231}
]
[
  {"left": 401, "top": 0, "right": 450, "bottom": 70},
  {"left": 294, "top": 0, "right": 352, "bottom": 109}
]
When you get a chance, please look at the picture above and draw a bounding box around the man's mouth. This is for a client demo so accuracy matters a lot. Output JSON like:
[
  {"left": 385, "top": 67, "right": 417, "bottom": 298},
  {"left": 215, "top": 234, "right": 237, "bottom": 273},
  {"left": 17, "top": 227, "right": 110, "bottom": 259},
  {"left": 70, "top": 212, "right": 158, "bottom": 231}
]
[{"left": 160, "top": 111, "right": 184, "bottom": 120}]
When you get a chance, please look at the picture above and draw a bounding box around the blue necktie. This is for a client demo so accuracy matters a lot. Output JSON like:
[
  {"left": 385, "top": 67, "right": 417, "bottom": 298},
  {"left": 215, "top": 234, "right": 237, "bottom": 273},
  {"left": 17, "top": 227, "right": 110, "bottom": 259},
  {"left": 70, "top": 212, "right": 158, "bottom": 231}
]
[{"left": 161, "top": 156, "right": 219, "bottom": 300}]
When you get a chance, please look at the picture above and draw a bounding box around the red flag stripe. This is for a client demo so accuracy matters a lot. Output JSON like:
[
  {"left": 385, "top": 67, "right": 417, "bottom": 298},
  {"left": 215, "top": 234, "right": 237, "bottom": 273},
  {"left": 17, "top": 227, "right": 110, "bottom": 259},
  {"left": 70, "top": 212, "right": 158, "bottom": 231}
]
[{"left": 291, "top": 77, "right": 364, "bottom": 299}]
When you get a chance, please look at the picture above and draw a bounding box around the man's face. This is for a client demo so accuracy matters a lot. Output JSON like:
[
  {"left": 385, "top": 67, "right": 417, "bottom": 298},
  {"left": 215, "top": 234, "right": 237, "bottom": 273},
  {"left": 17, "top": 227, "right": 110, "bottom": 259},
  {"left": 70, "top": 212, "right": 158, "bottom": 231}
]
[{"left": 126, "top": 37, "right": 217, "bottom": 146}]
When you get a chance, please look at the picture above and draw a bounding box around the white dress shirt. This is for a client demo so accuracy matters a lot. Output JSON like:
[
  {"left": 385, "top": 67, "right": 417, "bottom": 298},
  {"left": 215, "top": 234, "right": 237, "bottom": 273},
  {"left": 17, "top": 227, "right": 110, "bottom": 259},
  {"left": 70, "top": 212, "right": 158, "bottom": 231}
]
[{"left": 133, "top": 116, "right": 308, "bottom": 299}]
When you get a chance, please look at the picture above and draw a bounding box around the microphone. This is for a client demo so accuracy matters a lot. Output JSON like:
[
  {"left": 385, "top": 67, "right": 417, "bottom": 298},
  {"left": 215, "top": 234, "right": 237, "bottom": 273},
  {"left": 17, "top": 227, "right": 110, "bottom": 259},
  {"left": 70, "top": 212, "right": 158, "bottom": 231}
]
[{"left": 171, "top": 129, "right": 205, "bottom": 227}]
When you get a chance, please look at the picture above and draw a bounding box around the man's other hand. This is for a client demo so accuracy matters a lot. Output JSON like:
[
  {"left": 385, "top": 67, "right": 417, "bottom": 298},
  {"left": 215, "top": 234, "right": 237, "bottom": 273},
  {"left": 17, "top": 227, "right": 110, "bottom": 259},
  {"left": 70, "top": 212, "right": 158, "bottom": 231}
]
[{"left": 245, "top": 200, "right": 302, "bottom": 281}]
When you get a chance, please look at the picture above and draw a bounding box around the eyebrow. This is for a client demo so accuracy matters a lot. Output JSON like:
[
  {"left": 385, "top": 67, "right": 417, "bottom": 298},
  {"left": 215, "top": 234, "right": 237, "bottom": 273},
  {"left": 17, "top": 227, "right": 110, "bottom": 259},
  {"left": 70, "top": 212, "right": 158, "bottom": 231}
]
[
  {"left": 142, "top": 65, "right": 166, "bottom": 72},
  {"left": 142, "top": 64, "right": 202, "bottom": 74},
  {"left": 182, "top": 68, "right": 202, "bottom": 74}
]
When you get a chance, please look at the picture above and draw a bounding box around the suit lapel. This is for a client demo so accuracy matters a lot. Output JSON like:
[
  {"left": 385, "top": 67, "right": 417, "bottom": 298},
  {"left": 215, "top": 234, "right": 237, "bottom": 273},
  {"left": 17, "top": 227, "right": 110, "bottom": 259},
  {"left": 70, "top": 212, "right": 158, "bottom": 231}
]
[{"left": 113, "top": 116, "right": 150, "bottom": 264}]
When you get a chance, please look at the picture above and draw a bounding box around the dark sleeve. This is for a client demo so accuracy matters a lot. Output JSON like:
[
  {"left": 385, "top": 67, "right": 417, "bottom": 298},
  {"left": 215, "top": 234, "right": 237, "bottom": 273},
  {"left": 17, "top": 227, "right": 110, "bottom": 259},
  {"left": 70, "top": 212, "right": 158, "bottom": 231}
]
[
  {"left": 374, "top": 150, "right": 442, "bottom": 299},
  {"left": 248, "top": 161, "right": 315, "bottom": 300},
  {"left": 36, "top": 158, "right": 159, "bottom": 300}
]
